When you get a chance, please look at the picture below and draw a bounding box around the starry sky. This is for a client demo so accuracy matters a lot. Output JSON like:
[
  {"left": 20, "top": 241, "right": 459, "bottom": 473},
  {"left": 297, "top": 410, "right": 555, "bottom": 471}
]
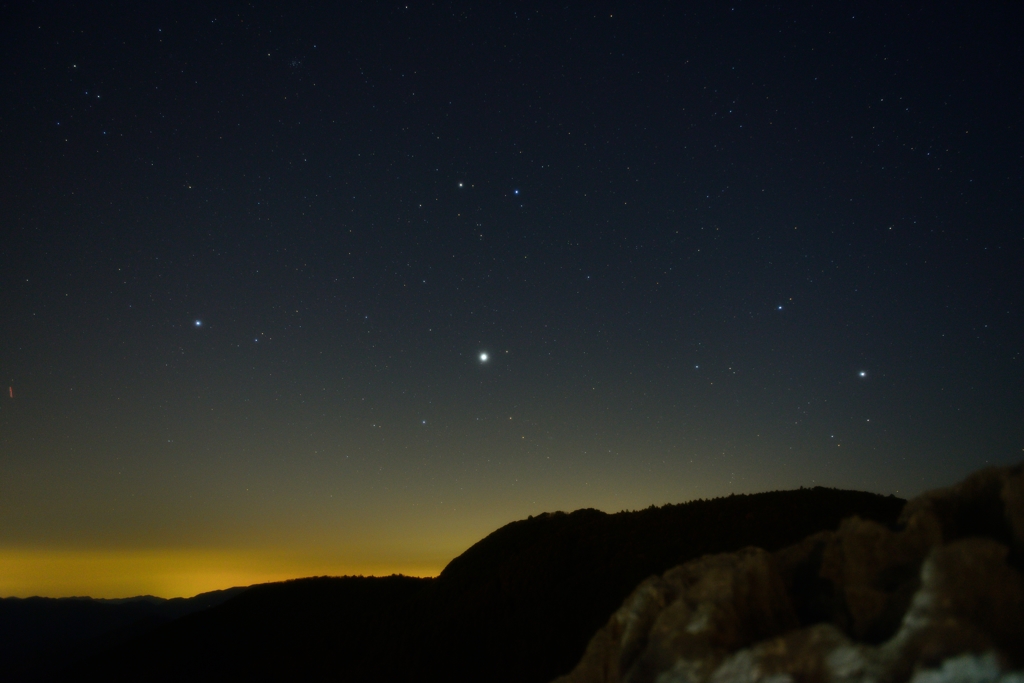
[{"left": 2, "top": 1, "right": 1022, "bottom": 598}]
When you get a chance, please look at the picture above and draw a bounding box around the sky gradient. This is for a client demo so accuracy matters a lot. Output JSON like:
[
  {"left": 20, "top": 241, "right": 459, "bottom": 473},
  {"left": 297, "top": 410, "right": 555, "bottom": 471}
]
[{"left": 2, "top": 1, "right": 1022, "bottom": 598}]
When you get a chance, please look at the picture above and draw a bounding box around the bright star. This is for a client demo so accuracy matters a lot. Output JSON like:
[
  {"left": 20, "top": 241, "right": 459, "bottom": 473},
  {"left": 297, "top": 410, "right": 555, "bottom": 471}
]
[
  {"left": 195, "top": 320, "right": 202, "bottom": 327},
  {"left": 859, "top": 371, "right": 867, "bottom": 377},
  {"left": 480, "top": 352, "right": 489, "bottom": 362},
  {"left": 513, "top": 189, "right": 519, "bottom": 195}
]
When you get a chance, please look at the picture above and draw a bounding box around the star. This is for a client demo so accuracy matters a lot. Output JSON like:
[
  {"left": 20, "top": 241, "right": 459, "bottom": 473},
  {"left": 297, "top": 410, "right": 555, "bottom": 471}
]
[
  {"left": 859, "top": 371, "right": 867, "bottom": 377},
  {"left": 479, "top": 352, "right": 489, "bottom": 362},
  {"left": 195, "top": 320, "right": 202, "bottom": 327}
]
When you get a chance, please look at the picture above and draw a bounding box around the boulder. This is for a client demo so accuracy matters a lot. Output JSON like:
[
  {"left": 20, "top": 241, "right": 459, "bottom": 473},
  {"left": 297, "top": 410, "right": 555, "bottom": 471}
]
[{"left": 554, "top": 463, "right": 1024, "bottom": 683}]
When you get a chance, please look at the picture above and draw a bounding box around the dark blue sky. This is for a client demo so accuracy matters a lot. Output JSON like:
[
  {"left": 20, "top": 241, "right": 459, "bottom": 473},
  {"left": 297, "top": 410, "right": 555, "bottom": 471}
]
[{"left": 1, "top": 1, "right": 1022, "bottom": 597}]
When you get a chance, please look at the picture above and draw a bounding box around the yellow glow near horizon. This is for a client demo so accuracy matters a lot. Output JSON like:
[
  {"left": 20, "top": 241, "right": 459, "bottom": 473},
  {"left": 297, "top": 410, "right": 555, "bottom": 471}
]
[{"left": 0, "top": 548, "right": 443, "bottom": 599}]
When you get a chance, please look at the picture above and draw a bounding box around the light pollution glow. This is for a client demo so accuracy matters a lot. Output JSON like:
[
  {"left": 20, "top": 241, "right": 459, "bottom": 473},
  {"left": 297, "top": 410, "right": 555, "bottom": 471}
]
[{"left": 0, "top": 548, "right": 443, "bottom": 599}]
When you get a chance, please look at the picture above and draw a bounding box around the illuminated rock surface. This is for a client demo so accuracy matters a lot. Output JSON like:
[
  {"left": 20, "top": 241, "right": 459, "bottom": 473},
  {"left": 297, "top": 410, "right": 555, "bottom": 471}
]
[{"left": 555, "top": 464, "right": 1024, "bottom": 683}]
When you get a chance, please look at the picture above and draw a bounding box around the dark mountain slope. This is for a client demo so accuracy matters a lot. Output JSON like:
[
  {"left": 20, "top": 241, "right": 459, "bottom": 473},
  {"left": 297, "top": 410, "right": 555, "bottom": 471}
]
[
  {"left": 0, "top": 587, "right": 245, "bottom": 683},
  {"left": 59, "top": 487, "right": 905, "bottom": 683},
  {"left": 73, "top": 575, "right": 429, "bottom": 683},
  {"left": 418, "top": 487, "right": 907, "bottom": 683}
]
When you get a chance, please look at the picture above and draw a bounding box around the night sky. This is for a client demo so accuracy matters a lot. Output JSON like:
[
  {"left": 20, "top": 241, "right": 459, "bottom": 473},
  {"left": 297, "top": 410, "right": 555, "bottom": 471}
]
[{"left": 2, "top": 1, "right": 1022, "bottom": 598}]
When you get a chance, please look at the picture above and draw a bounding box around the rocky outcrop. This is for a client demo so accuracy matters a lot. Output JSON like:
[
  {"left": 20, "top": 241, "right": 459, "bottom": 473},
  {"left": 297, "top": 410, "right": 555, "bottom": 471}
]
[{"left": 554, "top": 464, "right": 1024, "bottom": 683}]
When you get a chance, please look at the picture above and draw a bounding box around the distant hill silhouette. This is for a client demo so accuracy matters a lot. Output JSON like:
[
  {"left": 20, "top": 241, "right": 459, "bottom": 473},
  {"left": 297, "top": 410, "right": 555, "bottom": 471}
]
[
  {"left": 0, "top": 587, "right": 245, "bottom": 682},
  {"left": 41, "top": 487, "right": 904, "bottom": 683}
]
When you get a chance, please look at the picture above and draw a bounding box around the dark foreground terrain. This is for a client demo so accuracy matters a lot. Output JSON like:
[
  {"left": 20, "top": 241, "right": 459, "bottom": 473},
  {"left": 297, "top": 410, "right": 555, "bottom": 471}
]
[
  {"left": 0, "top": 588, "right": 245, "bottom": 682},
  {"left": 6, "top": 487, "right": 905, "bottom": 683}
]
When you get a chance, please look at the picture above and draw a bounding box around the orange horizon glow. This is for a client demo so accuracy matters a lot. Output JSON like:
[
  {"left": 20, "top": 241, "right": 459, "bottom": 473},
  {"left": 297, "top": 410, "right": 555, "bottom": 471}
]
[{"left": 0, "top": 548, "right": 444, "bottom": 599}]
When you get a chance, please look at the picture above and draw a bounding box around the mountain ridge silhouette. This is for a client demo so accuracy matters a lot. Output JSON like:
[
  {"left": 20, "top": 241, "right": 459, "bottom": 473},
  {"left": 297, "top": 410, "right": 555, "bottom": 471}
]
[
  {"left": 0, "top": 587, "right": 246, "bottom": 682},
  {"left": 6, "top": 486, "right": 905, "bottom": 683}
]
